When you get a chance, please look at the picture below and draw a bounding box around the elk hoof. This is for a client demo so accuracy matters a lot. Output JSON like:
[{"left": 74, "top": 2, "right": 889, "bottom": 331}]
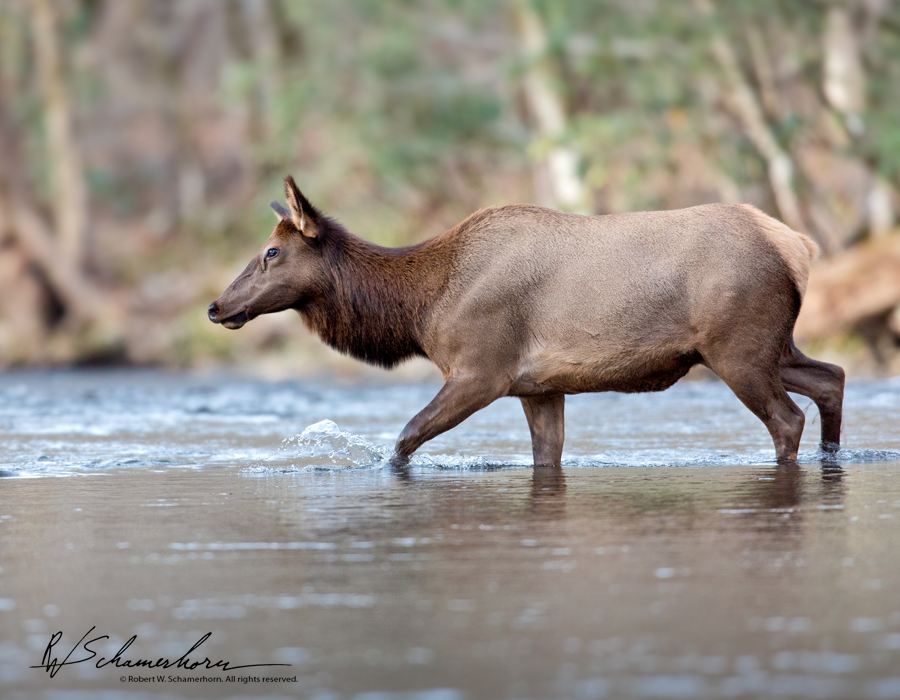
[{"left": 388, "top": 452, "right": 410, "bottom": 471}]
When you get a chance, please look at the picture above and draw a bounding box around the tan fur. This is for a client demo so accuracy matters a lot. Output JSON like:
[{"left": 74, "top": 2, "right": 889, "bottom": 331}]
[
  {"left": 211, "top": 182, "right": 845, "bottom": 467},
  {"left": 737, "top": 204, "right": 819, "bottom": 298}
]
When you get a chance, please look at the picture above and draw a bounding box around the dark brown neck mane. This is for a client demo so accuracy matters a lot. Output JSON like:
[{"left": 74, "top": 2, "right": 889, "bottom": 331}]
[{"left": 297, "top": 222, "right": 446, "bottom": 369}]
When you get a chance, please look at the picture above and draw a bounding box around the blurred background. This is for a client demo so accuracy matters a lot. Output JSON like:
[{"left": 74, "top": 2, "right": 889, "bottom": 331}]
[{"left": 1, "top": 0, "right": 899, "bottom": 377}]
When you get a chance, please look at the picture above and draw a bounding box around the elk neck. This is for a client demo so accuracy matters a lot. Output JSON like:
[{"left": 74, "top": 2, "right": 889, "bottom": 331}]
[{"left": 297, "top": 227, "right": 450, "bottom": 369}]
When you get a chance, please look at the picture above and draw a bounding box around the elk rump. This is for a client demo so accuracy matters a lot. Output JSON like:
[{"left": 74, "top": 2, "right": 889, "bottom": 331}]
[{"left": 209, "top": 176, "right": 845, "bottom": 467}]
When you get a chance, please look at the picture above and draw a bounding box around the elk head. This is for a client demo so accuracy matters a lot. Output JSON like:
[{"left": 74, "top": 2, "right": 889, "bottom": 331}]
[{"left": 207, "top": 176, "right": 325, "bottom": 329}]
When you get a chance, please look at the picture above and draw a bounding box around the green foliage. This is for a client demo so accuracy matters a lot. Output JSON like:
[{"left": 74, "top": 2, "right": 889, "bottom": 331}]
[
  {"left": 265, "top": 3, "right": 514, "bottom": 203},
  {"left": 3, "top": 0, "right": 900, "bottom": 367}
]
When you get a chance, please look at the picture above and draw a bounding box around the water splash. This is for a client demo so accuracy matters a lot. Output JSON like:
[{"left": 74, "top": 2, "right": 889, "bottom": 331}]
[
  {"left": 266, "top": 419, "right": 390, "bottom": 470},
  {"left": 245, "top": 419, "right": 524, "bottom": 474}
]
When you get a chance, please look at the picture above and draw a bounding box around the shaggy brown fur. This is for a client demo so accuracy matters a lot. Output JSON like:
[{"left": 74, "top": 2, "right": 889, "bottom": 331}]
[
  {"left": 300, "top": 229, "right": 446, "bottom": 368},
  {"left": 209, "top": 176, "right": 845, "bottom": 467}
]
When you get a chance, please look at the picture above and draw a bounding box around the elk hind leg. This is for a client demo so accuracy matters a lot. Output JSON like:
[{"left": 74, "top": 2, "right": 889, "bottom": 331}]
[
  {"left": 779, "top": 342, "right": 845, "bottom": 451},
  {"left": 708, "top": 359, "right": 806, "bottom": 462}
]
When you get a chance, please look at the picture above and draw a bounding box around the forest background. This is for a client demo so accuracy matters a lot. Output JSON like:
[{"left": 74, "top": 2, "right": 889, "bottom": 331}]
[{"left": 1, "top": 0, "right": 900, "bottom": 379}]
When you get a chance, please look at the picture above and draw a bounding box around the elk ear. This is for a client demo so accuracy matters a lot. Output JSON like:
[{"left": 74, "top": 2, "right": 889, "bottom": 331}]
[
  {"left": 284, "top": 176, "right": 319, "bottom": 238},
  {"left": 270, "top": 200, "right": 290, "bottom": 220}
]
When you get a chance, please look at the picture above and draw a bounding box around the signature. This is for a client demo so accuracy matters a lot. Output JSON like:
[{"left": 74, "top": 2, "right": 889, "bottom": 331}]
[{"left": 31, "top": 628, "right": 291, "bottom": 678}]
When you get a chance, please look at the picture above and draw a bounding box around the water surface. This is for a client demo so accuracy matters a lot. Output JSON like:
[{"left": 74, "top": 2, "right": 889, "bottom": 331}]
[{"left": 1, "top": 370, "right": 900, "bottom": 699}]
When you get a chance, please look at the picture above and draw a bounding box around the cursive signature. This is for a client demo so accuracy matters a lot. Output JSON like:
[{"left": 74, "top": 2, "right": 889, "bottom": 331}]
[{"left": 31, "top": 628, "right": 291, "bottom": 678}]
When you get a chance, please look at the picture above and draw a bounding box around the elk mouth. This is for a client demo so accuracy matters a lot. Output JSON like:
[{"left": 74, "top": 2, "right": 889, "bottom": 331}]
[{"left": 219, "top": 310, "right": 249, "bottom": 330}]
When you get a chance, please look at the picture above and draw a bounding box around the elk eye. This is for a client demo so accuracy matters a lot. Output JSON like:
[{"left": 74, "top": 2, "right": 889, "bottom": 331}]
[{"left": 266, "top": 248, "right": 279, "bottom": 259}]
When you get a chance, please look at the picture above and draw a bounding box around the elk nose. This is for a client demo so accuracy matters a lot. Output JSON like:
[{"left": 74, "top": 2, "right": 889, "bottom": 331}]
[{"left": 207, "top": 302, "right": 219, "bottom": 321}]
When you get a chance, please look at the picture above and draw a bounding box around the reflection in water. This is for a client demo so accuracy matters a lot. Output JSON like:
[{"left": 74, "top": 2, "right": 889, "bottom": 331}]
[
  {"left": 3, "top": 462, "right": 900, "bottom": 698},
  {"left": 821, "top": 464, "right": 845, "bottom": 484},
  {"left": 766, "top": 464, "right": 805, "bottom": 511},
  {"left": 819, "top": 465, "right": 846, "bottom": 514},
  {"left": 530, "top": 466, "right": 567, "bottom": 520},
  {"left": 744, "top": 463, "right": 847, "bottom": 515}
]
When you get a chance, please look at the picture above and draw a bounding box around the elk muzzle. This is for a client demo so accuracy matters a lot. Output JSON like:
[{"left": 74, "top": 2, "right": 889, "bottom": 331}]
[{"left": 207, "top": 302, "right": 249, "bottom": 330}]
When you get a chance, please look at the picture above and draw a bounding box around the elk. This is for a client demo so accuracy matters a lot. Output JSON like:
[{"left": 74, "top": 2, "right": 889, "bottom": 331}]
[{"left": 209, "top": 176, "right": 845, "bottom": 468}]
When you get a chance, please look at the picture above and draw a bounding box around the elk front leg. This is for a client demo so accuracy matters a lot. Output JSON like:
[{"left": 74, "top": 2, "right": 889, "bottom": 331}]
[
  {"left": 520, "top": 394, "right": 565, "bottom": 467},
  {"left": 391, "top": 375, "right": 508, "bottom": 468}
]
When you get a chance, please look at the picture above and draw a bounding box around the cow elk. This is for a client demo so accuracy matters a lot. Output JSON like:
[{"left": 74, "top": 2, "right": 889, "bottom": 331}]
[{"left": 209, "top": 176, "right": 845, "bottom": 468}]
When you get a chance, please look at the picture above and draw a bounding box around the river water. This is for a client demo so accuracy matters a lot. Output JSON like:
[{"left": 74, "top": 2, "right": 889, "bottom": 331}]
[{"left": 1, "top": 369, "right": 900, "bottom": 699}]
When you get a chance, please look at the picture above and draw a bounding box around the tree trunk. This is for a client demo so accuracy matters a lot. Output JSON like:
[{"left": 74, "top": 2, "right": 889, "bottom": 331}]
[
  {"left": 695, "top": 0, "right": 810, "bottom": 240},
  {"left": 822, "top": 3, "right": 896, "bottom": 238},
  {"left": 31, "top": 0, "right": 89, "bottom": 268},
  {"left": 512, "top": 0, "right": 588, "bottom": 213},
  {"left": 0, "top": 71, "right": 111, "bottom": 335}
]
